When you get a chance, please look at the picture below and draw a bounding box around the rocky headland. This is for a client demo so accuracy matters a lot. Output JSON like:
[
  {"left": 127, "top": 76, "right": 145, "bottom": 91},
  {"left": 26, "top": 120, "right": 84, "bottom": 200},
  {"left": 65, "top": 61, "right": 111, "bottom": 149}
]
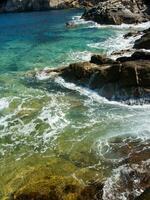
[{"left": 82, "top": 0, "right": 150, "bottom": 25}]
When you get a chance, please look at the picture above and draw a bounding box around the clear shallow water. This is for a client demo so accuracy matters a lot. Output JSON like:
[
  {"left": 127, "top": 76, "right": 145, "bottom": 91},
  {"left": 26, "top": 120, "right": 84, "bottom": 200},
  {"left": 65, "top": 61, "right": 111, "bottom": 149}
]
[
  {"left": 0, "top": 9, "right": 150, "bottom": 200},
  {"left": 0, "top": 9, "right": 115, "bottom": 72}
]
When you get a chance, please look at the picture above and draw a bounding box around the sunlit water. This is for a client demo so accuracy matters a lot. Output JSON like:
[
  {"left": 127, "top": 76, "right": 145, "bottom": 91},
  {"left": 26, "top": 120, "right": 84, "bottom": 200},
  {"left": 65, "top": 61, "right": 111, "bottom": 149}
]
[{"left": 0, "top": 9, "right": 150, "bottom": 199}]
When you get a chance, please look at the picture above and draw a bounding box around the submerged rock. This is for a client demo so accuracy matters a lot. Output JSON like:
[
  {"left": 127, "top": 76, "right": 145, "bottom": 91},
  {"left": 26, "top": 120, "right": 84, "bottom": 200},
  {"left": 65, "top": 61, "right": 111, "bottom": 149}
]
[
  {"left": 66, "top": 22, "right": 78, "bottom": 28},
  {"left": 5, "top": 166, "right": 104, "bottom": 200}
]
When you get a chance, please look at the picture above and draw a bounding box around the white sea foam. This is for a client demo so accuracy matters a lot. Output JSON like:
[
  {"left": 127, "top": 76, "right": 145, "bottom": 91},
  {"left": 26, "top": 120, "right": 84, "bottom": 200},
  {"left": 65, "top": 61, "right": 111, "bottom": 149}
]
[
  {"left": 72, "top": 15, "right": 150, "bottom": 57},
  {"left": 67, "top": 51, "right": 92, "bottom": 63},
  {"left": 36, "top": 71, "right": 58, "bottom": 81},
  {"left": 88, "top": 21, "right": 150, "bottom": 30},
  {"left": 0, "top": 98, "right": 9, "bottom": 110},
  {"left": 38, "top": 95, "right": 70, "bottom": 142},
  {"left": 103, "top": 160, "right": 150, "bottom": 200},
  {"left": 71, "top": 15, "right": 95, "bottom": 26},
  {"left": 88, "top": 31, "right": 142, "bottom": 56},
  {"left": 54, "top": 76, "right": 150, "bottom": 109},
  {"left": 71, "top": 15, "right": 150, "bottom": 30}
]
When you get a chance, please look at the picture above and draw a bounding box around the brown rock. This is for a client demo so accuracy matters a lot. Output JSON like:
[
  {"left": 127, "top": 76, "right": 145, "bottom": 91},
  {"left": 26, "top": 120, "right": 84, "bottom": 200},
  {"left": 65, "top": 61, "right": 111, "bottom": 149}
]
[
  {"left": 90, "top": 54, "right": 115, "bottom": 65},
  {"left": 120, "top": 60, "right": 150, "bottom": 87}
]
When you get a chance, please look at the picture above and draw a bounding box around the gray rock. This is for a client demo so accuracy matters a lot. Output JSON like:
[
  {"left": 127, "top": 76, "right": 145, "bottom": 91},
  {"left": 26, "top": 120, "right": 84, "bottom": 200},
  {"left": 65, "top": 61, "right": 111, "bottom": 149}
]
[{"left": 82, "top": 0, "right": 150, "bottom": 25}]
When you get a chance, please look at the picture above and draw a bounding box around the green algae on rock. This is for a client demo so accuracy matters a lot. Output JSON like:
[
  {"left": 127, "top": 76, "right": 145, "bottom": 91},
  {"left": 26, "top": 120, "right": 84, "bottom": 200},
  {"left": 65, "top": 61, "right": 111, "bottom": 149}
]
[{"left": 3, "top": 165, "right": 104, "bottom": 200}]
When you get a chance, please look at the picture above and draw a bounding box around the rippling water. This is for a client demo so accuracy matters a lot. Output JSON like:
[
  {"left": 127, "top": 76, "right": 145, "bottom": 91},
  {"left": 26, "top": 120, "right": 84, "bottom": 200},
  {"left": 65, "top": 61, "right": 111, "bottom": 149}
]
[{"left": 0, "top": 9, "right": 150, "bottom": 200}]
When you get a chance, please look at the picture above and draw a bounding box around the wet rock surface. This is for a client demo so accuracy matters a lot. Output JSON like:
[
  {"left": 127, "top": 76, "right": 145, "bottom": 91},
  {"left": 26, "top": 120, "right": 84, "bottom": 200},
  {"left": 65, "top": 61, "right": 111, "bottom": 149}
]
[
  {"left": 28, "top": 49, "right": 150, "bottom": 102},
  {"left": 4, "top": 165, "right": 104, "bottom": 200},
  {"left": 134, "top": 28, "right": 150, "bottom": 49}
]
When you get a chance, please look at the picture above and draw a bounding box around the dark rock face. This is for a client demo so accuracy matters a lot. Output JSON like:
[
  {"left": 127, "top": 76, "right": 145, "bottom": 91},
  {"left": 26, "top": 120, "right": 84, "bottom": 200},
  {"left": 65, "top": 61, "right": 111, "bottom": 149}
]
[
  {"left": 82, "top": 0, "right": 150, "bottom": 25},
  {"left": 117, "top": 51, "right": 150, "bottom": 62},
  {"left": 90, "top": 54, "right": 115, "bottom": 65},
  {"left": 0, "top": 0, "right": 80, "bottom": 12},
  {"left": 134, "top": 29, "right": 150, "bottom": 50},
  {"left": 135, "top": 188, "right": 150, "bottom": 200}
]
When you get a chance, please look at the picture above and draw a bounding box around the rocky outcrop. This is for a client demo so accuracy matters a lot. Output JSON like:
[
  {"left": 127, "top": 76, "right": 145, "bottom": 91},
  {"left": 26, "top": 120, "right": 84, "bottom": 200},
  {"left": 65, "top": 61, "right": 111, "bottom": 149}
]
[
  {"left": 0, "top": 0, "right": 78, "bottom": 12},
  {"left": 82, "top": 0, "right": 150, "bottom": 25},
  {"left": 0, "top": 0, "right": 100, "bottom": 12},
  {"left": 26, "top": 50, "right": 150, "bottom": 102},
  {"left": 134, "top": 28, "right": 150, "bottom": 49},
  {"left": 59, "top": 52, "right": 150, "bottom": 91}
]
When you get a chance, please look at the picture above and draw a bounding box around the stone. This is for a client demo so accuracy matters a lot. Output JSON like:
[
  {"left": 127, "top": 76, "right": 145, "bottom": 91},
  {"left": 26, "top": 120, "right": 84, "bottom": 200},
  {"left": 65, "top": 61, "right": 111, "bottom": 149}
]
[
  {"left": 120, "top": 60, "right": 150, "bottom": 87},
  {"left": 134, "top": 30, "right": 150, "bottom": 49},
  {"left": 90, "top": 54, "right": 115, "bottom": 65},
  {"left": 117, "top": 51, "right": 150, "bottom": 62},
  {"left": 135, "top": 188, "right": 150, "bottom": 200},
  {"left": 82, "top": 0, "right": 150, "bottom": 25}
]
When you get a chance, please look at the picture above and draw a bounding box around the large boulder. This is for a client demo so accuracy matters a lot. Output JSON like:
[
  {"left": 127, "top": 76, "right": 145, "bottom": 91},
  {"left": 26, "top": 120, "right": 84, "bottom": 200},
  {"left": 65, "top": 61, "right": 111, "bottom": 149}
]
[
  {"left": 82, "top": 0, "right": 150, "bottom": 25},
  {"left": 59, "top": 61, "right": 121, "bottom": 88}
]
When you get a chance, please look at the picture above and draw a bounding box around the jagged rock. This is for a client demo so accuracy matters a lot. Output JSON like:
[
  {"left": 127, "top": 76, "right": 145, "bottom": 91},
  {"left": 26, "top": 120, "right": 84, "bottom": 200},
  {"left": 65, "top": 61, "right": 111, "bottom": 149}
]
[
  {"left": 59, "top": 61, "right": 121, "bottom": 88},
  {"left": 90, "top": 54, "right": 115, "bottom": 65},
  {"left": 58, "top": 53, "right": 150, "bottom": 89},
  {"left": 82, "top": 0, "right": 150, "bottom": 25},
  {"left": 134, "top": 29, "right": 150, "bottom": 49},
  {"left": 26, "top": 50, "right": 150, "bottom": 101},
  {"left": 117, "top": 51, "right": 150, "bottom": 62},
  {"left": 119, "top": 60, "right": 150, "bottom": 87},
  {"left": 124, "top": 31, "right": 142, "bottom": 39}
]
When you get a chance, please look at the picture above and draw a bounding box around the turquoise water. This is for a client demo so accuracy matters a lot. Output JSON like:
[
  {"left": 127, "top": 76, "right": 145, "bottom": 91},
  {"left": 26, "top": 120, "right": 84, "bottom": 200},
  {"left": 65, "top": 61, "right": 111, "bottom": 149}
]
[
  {"left": 0, "top": 9, "right": 116, "bottom": 72},
  {"left": 0, "top": 9, "right": 150, "bottom": 200}
]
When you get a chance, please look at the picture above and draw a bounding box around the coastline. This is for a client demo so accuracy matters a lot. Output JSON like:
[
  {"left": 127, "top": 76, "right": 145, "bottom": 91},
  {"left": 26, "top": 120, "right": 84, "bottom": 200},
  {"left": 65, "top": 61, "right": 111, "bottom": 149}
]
[{"left": 0, "top": 2, "right": 150, "bottom": 200}]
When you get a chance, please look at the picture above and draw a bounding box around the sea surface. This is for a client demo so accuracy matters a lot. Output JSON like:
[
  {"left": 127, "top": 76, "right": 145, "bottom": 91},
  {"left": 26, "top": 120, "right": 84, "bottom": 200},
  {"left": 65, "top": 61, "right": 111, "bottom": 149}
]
[{"left": 0, "top": 9, "right": 150, "bottom": 199}]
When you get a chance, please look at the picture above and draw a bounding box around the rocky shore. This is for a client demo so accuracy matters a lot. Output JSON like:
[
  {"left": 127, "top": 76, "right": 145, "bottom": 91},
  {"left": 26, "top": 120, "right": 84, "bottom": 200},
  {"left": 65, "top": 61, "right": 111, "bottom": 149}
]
[
  {"left": 82, "top": 0, "right": 150, "bottom": 25},
  {"left": 1, "top": 1, "right": 150, "bottom": 200},
  {"left": 26, "top": 28, "right": 150, "bottom": 104}
]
